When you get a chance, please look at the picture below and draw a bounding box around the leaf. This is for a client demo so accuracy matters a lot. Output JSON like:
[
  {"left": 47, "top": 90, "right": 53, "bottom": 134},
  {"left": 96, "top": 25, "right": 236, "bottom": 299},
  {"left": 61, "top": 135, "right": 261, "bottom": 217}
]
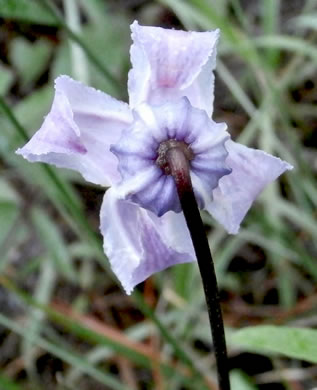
[
  {"left": 82, "top": 13, "right": 130, "bottom": 97},
  {"left": 0, "top": 199, "right": 21, "bottom": 273},
  {"left": 31, "top": 208, "right": 77, "bottom": 282},
  {"left": 0, "top": 374, "right": 23, "bottom": 390},
  {"left": 216, "top": 59, "right": 255, "bottom": 117},
  {"left": 172, "top": 262, "right": 196, "bottom": 300},
  {"left": 0, "top": 277, "right": 202, "bottom": 388},
  {"left": 261, "top": 0, "right": 280, "bottom": 66},
  {"left": 22, "top": 257, "right": 57, "bottom": 370},
  {"left": 0, "top": 86, "right": 53, "bottom": 151},
  {"left": 9, "top": 38, "right": 52, "bottom": 90},
  {"left": 277, "top": 199, "right": 317, "bottom": 239},
  {"left": 231, "top": 325, "right": 317, "bottom": 363},
  {"left": 294, "top": 14, "right": 317, "bottom": 31},
  {"left": 254, "top": 35, "right": 317, "bottom": 64},
  {"left": 0, "top": 313, "right": 130, "bottom": 390},
  {"left": 230, "top": 370, "right": 258, "bottom": 390},
  {"left": 0, "top": 178, "right": 20, "bottom": 203},
  {"left": 50, "top": 42, "right": 72, "bottom": 81},
  {"left": 0, "top": 93, "right": 104, "bottom": 267},
  {"left": 0, "top": 0, "right": 57, "bottom": 25},
  {"left": 0, "top": 201, "right": 19, "bottom": 247},
  {"left": 0, "top": 64, "right": 14, "bottom": 95}
]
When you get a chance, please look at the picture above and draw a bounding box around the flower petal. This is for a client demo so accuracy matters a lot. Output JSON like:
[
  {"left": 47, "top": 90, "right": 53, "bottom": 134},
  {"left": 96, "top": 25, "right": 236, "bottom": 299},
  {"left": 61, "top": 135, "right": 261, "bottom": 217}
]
[
  {"left": 111, "top": 98, "right": 230, "bottom": 216},
  {"left": 129, "top": 21, "right": 219, "bottom": 115},
  {"left": 100, "top": 188, "right": 195, "bottom": 294},
  {"left": 16, "top": 75, "right": 132, "bottom": 186},
  {"left": 205, "top": 140, "right": 293, "bottom": 234}
]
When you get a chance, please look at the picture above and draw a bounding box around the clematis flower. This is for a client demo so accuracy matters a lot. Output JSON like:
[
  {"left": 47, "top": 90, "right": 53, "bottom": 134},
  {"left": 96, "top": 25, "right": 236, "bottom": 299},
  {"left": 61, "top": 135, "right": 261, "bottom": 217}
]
[{"left": 16, "top": 21, "right": 292, "bottom": 294}]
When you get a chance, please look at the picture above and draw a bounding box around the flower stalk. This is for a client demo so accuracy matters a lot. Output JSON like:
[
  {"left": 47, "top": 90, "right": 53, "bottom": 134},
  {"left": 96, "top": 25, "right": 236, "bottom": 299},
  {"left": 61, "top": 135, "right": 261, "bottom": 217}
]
[{"left": 167, "top": 146, "right": 231, "bottom": 390}]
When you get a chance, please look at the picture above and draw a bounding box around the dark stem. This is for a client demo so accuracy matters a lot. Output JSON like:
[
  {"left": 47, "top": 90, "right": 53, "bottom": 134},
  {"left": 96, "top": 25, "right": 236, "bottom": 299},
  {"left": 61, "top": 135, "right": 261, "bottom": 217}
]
[{"left": 167, "top": 147, "right": 231, "bottom": 390}]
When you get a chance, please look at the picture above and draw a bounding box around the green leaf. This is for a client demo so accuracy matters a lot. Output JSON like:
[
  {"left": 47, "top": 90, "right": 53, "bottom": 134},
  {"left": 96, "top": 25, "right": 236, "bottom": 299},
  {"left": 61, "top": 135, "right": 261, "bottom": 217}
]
[
  {"left": 0, "top": 95, "right": 105, "bottom": 268},
  {"left": 172, "top": 262, "right": 196, "bottom": 300},
  {"left": 0, "top": 63, "right": 14, "bottom": 95},
  {"left": 0, "top": 201, "right": 19, "bottom": 247},
  {"left": 254, "top": 35, "right": 317, "bottom": 64},
  {"left": 0, "top": 199, "right": 21, "bottom": 273},
  {"left": 231, "top": 325, "right": 317, "bottom": 363},
  {"left": 0, "top": 374, "right": 23, "bottom": 390},
  {"left": 216, "top": 59, "right": 255, "bottom": 116},
  {"left": 9, "top": 38, "right": 52, "bottom": 89},
  {"left": 132, "top": 290, "right": 210, "bottom": 390},
  {"left": 230, "top": 370, "right": 258, "bottom": 390},
  {"left": 50, "top": 41, "right": 72, "bottom": 81},
  {"left": 294, "top": 14, "right": 317, "bottom": 31},
  {"left": 261, "top": 0, "right": 280, "bottom": 66},
  {"left": 0, "top": 86, "right": 53, "bottom": 149},
  {"left": 22, "top": 257, "right": 57, "bottom": 370},
  {"left": 0, "top": 277, "right": 198, "bottom": 387},
  {"left": 0, "top": 0, "right": 57, "bottom": 25},
  {"left": 277, "top": 199, "right": 317, "bottom": 238},
  {"left": 39, "top": 0, "right": 121, "bottom": 95},
  {"left": 82, "top": 14, "right": 130, "bottom": 97},
  {"left": 0, "top": 313, "right": 130, "bottom": 390},
  {"left": 31, "top": 208, "right": 77, "bottom": 282},
  {"left": 0, "top": 179, "right": 20, "bottom": 203}
]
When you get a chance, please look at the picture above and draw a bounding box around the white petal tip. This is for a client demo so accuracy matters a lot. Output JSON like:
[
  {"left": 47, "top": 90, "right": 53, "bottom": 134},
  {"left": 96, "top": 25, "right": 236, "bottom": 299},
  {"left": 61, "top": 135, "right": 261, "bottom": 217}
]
[
  {"left": 124, "top": 286, "right": 133, "bottom": 295},
  {"left": 228, "top": 227, "right": 240, "bottom": 235},
  {"left": 15, "top": 147, "right": 33, "bottom": 160}
]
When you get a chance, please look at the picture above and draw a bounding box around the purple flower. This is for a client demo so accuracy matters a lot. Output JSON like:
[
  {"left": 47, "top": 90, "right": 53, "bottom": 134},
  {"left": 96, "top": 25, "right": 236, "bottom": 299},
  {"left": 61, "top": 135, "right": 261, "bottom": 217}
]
[{"left": 16, "top": 21, "right": 292, "bottom": 294}]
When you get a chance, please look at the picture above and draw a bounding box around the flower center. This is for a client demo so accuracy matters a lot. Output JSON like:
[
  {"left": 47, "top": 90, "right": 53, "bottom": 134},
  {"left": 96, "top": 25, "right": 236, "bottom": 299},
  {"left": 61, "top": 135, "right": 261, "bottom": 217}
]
[{"left": 156, "top": 139, "right": 194, "bottom": 175}]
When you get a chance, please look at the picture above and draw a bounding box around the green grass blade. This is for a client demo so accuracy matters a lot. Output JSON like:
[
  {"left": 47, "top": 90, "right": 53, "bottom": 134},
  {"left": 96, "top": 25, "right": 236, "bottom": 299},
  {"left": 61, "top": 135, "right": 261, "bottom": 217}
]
[
  {"left": 231, "top": 325, "right": 317, "bottom": 363},
  {"left": 230, "top": 370, "right": 258, "bottom": 390},
  {"left": 0, "top": 95, "right": 105, "bottom": 261},
  {"left": 38, "top": 0, "right": 121, "bottom": 94},
  {"left": 261, "top": 0, "right": 280, "bottom": 66},
  {"left": 132, "top": 291, "right": 212, "bottom": 390},
  {"left": 0, "top": 0, "right": 57, "bottom": 25},
  {"left": 22, "top": 257, "right": 57, "bottom": 373},
  {"left": 0, "top": 276, "right": 202, "bottom": 386},
  {"left": 0, "top": 374, "right": 23, "bottom": 390},
  {"left": 31, "top": 208, "right": 77, "bottom": 281},
  {"left": 0, "top": 313, "right": 131, "bottom": 390},
  {"left": 254, "top": 35, "right": 317, "bottom": 64}
]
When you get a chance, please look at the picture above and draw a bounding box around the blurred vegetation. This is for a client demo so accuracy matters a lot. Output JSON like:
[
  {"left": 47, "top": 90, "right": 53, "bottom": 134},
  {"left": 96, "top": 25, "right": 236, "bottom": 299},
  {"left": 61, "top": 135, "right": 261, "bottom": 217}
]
[{"left": 0, "top": 0, "right": 316, "bottom": 389}]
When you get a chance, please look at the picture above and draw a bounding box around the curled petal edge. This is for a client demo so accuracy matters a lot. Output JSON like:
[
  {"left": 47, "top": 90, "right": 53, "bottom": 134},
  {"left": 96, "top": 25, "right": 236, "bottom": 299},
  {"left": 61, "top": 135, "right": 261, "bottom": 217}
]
[
  {"left": 205, "top": 140, "right": 294, "bottom": 234},
  {"left": 129, "top": 21, "right": 219, "bottom": 115},
  {"left": 17, "top": 75, "right": 132, "bottom": 187},
  {"left": 100, "top": 188, "right": 195, "bottom": 294}
]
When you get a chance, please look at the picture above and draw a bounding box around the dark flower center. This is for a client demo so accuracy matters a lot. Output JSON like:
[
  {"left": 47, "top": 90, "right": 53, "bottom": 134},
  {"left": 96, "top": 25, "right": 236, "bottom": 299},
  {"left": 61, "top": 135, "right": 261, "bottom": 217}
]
[{"left": 156, "top": 139, "right": 194, "bottom": 175}]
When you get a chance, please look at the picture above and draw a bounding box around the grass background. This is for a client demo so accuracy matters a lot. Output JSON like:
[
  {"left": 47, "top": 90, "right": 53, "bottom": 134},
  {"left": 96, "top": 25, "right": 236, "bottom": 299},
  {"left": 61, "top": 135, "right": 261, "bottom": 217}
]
[{"left": 0, "top": 0, "right": 316, "bottom": 389}]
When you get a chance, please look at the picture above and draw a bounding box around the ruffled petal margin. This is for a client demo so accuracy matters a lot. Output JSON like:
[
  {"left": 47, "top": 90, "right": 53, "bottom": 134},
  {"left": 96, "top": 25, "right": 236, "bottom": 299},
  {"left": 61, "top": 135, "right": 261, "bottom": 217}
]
[
  {"left": 205, "top": 140, "right": 293, "bottom": 234},
  {"left": 100, "top": 188, "right": 195, "bottom": 294},
  {"left": 16, "top": 76, "right": 132, "bottom": 187},
  {"left": 129, "top": 21, "right": 219, "bottom": 116}
]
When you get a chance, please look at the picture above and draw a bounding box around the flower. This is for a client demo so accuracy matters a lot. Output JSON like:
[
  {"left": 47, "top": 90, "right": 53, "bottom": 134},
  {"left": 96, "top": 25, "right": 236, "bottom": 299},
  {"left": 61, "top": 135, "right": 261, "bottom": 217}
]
[{"left": 16, "top": 21, "right": 293, "bottom": 294}]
